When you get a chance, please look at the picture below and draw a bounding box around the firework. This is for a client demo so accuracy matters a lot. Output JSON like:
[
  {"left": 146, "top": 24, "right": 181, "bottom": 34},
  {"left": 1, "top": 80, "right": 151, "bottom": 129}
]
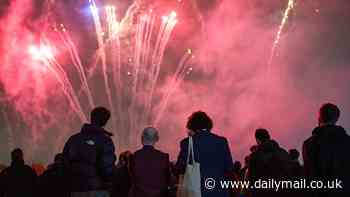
[
  {"left": 31, "top": 41, "right": 88, "bottom": 123},
  {"left": 57, "top": 26, "right": 95, "bottom": 109},
  {"left": 268, "top": 0, "right": 295, "bottom": 68},
  {"left": 1, "top": 0, "right": 191, "bottom": 152},
  {"left": 154, "top": 49, "right": 194, "bottom": 125},
  {"left": 90, "top": 0, "right": 118, "bottom": 137}
]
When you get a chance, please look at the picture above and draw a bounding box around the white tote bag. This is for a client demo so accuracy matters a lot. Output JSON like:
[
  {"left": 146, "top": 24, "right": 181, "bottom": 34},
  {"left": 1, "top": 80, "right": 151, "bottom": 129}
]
[{"left": 178, "top": 136, "right": 202, "bottom": 197}]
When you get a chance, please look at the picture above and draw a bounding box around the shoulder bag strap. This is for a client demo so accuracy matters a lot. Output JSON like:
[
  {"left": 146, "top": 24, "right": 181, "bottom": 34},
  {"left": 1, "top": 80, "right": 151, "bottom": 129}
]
[{"left": 186, "top": 137, "right": 196, "bottom": 165}]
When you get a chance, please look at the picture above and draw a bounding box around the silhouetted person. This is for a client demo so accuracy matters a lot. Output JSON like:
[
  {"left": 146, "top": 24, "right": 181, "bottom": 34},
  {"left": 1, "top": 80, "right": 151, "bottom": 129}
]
[
  {"left": 168, "top": 161, "right": 178, "bottom": 197},
  {"left": 0, "top": 148, "right": 37, "bottom": 197},
  {"left": 233, "top": 161, "right": 243, "bottom": 180},
  {"left": 176, "top": 111, "right": 234, "bottom": 197},
  {"left": 39, "top": 153, "right": 70, "bottom": 197},
  {"left": 303, "top": 103, "right": 350, "bottom": 197},
  {"left": 288, "top": 149, "right": 305, "bottom": 196},
  {"left": 250, "top": 145, "right": 258, "bottom": 153},
  {"left": 288, "top": 149, "right": 300, "bottom": 161},
  {"left": 0, "top": 164, "right": 6, "bottom": 173},
  {"left": 111, "top": 151, "right": 132, "bottom": 197},
  {"left": 288, "top": 149, "right": 303, "bottom": 178},
  {"left": 63, "top": 107, "right": 116, "bottom": 197},
  {"left": 229, "top": 161, "right": 243, "bottom": 197},
  {"left": 247, "top": 129, "right": 291, "bottom": 197},
  {"left": 129, "top": 127, "right": 171, "bottom": 197},
  {"left": 240, "top": 156, "right": 251, "bottom": 197},
  {"left": 241, "top": 155, "right": 250, "bottom": 179}
]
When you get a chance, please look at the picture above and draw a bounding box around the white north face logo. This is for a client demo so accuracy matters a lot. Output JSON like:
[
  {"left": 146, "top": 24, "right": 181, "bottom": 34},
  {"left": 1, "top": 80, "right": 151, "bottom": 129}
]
[{"left": 86, "top": 140, "right": 95, "bottom": 146}]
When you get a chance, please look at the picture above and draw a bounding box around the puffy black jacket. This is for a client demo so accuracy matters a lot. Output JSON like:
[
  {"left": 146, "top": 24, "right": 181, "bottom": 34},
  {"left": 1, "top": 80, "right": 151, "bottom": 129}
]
[
  {"left": 248, "top": 139, "right": 293, "bottom": 197},
  {"left": 248, "top": 139, "right": 290, "bottom": 180},
  {"left": 63, "top": 124, "right": 116, "bottom": 192},
  {"left": 303, "top": 125, "right": 350, "bottom": 197}
]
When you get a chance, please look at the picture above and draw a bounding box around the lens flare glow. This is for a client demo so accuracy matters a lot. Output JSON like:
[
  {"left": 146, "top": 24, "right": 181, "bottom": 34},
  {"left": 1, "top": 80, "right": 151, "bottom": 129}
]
[{"left": 28, "top": 45, "right": 55, "bottom": 61}]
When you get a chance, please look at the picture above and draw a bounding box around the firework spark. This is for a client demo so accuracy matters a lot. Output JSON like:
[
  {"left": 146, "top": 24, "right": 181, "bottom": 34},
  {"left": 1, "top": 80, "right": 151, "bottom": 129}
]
[{"left": 268, "top": 0, "right": 295, "bottom": 68}]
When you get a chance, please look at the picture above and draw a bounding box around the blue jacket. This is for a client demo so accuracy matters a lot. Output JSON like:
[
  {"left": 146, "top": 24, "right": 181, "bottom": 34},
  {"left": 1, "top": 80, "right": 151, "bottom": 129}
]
[
  {"left": 63, "top": 124, "right": 116, "bottom": 192},
  {"left": 176, "top": 130, "right": 234, "bottom": 197}
]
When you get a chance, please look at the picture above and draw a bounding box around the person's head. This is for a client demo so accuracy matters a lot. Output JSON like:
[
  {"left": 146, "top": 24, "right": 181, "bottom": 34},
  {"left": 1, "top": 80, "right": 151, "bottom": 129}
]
[
  {"left": 141, "top": 127, "right": 159, "bottom": 146},
  {"left": 250, "top": 145, "right": 258, "bottom": 153},
  {"left": 318, "top": 103, "right": 340, "bottom": 126},
  {"left": 54, "top": 153, "right": 64, "bottom": 164},
  {"left": 288, "top": 149, "right": 300, "bottom": 161},
  {"left": 11, "top": 148, "right": 24, "bottom": 163},
  {"left": 244, "top": 156, "right": 250, "bottom": 166},
  {"left": 233, "top": 161, "right": 242, "bottom": 172},
  {"left": 186, "top": 111, "right": 213, "bottom": 133},
  {"left": 90, "top": 107, "right": 111, "bottom": 127},
  {"left": 255, "top": 128, "right": 270, "bottom": 145},
  {"left": 118, "top": 151, "right": 132, "bottom": 166},
  {"left": 0, "top": 164, "right": 6, "bottom": 172}
]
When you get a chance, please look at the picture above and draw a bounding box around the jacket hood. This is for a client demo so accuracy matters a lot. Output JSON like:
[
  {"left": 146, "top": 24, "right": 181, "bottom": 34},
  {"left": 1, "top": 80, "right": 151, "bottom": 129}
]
[
  {"left": 312, "top": 125, "right": 347, "bottom": 142},
  {"left": 81, "top": 123, "right": 113, "bottom": 137}
]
